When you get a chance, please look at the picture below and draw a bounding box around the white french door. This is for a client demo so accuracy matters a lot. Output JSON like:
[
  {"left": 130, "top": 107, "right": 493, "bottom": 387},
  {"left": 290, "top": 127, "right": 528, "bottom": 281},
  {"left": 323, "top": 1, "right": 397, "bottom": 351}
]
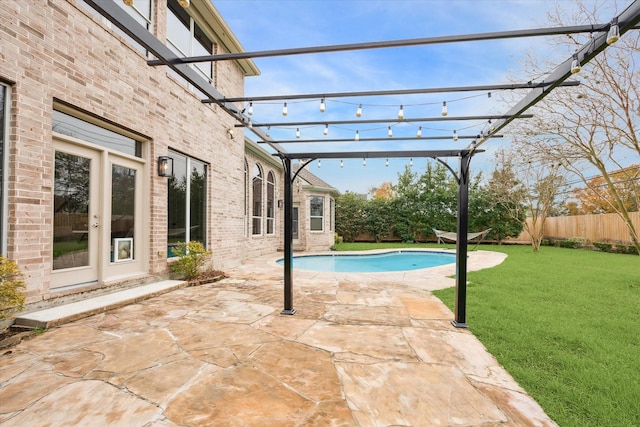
[{"left": 52, "top": 139, "right": 146, "bottom": 291}]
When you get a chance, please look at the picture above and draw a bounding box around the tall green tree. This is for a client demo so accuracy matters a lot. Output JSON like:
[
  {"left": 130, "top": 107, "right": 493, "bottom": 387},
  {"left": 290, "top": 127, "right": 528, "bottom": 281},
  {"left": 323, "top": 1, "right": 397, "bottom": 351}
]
[{"left": 335, "top": 192, "right": 366, "bottom": 243}]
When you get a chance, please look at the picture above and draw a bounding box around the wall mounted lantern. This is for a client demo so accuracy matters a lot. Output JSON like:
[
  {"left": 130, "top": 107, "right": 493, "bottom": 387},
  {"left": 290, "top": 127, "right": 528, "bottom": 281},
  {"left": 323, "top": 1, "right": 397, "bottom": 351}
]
[{"left": 158, "top": 156, "right": 173, "bottom": 177}]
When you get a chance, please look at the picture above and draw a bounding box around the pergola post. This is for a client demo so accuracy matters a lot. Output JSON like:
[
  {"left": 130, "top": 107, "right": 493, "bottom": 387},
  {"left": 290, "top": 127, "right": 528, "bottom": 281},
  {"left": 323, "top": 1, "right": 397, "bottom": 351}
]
[
  {"left": 281, "top": 157, "right": 296, "bottom": 315},
  {"left": 452, "top": 152, "right": 471, "bottom": 328}
]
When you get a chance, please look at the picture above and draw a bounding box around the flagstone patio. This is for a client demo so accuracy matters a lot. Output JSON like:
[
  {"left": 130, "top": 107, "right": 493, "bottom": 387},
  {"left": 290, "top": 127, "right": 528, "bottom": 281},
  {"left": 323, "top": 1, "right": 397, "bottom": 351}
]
[{"left": 0, "top": 250, "right": 557, "bottom": 426}]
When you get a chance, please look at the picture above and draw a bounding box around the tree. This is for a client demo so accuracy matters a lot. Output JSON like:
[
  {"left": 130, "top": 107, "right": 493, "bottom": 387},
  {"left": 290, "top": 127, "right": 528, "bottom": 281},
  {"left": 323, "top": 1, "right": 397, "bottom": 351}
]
[
  {"left": 508, "top": 0, "right": 640, "bottom": 253},
  {"left": 569, "top": 165, "right": 639, "bottom": 214},
  {"left": 392, "top": 166, "right": 425, "bottom": 242},
  {"left": 335, "top": 192, "right": 366, "bottom": 242},
  {"left": 370, "top": 181, "right": 396, "bottom": 200},
  {"left": 490, "top": 150, "right": 565, "bottom": 251},
  {"left": 363, "top": 197, "right": 394, "bottom": 242}
]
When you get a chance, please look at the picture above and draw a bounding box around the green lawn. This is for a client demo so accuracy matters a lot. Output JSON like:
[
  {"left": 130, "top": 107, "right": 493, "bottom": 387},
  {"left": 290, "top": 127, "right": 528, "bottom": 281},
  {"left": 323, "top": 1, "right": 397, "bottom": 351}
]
[{"left": 334, "top": 242, "right": 640, "bottom": 427}]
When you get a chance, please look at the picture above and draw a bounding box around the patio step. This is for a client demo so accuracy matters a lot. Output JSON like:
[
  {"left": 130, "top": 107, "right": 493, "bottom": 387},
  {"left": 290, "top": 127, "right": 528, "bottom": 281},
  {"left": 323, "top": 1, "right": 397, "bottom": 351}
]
[{"left": 13, "top": 280, "right": 187, "bottom": 330}]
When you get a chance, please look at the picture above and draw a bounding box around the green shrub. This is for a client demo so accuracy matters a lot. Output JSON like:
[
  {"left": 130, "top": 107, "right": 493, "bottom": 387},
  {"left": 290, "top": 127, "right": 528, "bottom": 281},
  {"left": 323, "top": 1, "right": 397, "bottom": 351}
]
[
  {"left": 170, "top": 241, "right": 211, "bottom": 280},
  {"left": 622, "top": 244, "right": 639, "bottom": 255},
  {"left": 0, "top": 256, "right": 26, "bottom": 322},
  {"left": 593, "top": 242, "right": 613, "bottom": 252}
]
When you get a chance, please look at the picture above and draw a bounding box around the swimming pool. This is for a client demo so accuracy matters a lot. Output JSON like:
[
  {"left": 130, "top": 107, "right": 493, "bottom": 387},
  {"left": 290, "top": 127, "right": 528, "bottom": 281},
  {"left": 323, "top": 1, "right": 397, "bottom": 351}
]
[{"left": 277, "top": 250, "right": 456, "bottom": 273}]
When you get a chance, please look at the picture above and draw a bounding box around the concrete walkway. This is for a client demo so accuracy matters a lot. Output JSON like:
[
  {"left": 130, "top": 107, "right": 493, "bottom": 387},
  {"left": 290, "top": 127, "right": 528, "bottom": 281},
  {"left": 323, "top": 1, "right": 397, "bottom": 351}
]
[{"left": 0, "top": 250, "right": 557, "bottom": 426}]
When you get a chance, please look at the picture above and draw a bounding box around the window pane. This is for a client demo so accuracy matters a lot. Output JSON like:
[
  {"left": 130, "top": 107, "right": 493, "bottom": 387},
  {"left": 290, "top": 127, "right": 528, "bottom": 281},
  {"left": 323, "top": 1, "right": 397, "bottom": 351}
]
[
  {"left": 52, "top": 110, "right": 141, "bottom": 157},
  {"left": 252, "top": 164, "right": 262, "bottom": 235},
  {"left": 189, "top": 160, "right": 206, "bottom": 245},
  {"left": 310, "top": 196, "right": 324, "bottom": 217},
  {"left": 168, "top": 153, "right": 187, "bottom": 254},
  {"left": 310, "top": 218, "right": 323, "bottom": 231},
  {"left": 266, "top": 172, "right": 275, "bottom": 234},
  {"left": 111, "top": 165, "right": 136, "bottom": 261},
  {"left": 166, "top": 8, "right": 190, "bottom": 56},
  {"left": 53, "top": 152, "right": 91, "bottom": 270}
]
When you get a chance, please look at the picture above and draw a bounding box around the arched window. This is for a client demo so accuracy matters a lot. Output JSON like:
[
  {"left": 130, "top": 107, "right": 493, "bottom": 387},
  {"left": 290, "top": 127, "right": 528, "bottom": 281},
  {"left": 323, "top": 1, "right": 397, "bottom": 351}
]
[
  {"left": 266, "top": 171, "right": 275, "bottom": 234},
  {"left": 252, "top": 163, "right": 263, "bottom": 235}
]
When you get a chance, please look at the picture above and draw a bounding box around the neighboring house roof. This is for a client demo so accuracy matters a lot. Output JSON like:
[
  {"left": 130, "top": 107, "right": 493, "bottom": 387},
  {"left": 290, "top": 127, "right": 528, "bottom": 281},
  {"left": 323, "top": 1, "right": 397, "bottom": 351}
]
[{"left": 293, "top": 164, "right": 340, "bottom": 195}]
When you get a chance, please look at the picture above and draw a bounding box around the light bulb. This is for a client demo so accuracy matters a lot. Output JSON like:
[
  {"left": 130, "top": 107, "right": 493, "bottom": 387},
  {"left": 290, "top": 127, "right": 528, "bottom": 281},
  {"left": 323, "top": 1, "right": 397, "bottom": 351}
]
[
  {"left": 388, "top": 126, "right": 393, "bottom": 138},
  {"left": 320, "top": 98, "right": 326, "bottom": 113},
  {"left": 363, "top": 158, "right": 367, "bottom": 167},
  {"left": 123, "top": 0, "right": 134, "bottom": 6},
  {"left": 355, "top": 130, "right": 360, "bottom": 141},
  {"left": 248, "top": 119, "right": 252, "bottom": 129},
  {"left": 416, "top": 126, "right": 422, "bottom": 138},
  {"left": 385, "top": 158, "right": 389, "bottom": 167},
  {"left": 398, "top": 105, "right": 404, "bottom": 120},
  {"left": 247, "top": 102, "right": 253, "bottom": 116},
  {"left": 453, "top": 130, "right": 458, "bottom": 141},
  {"left": 296, "top": 128, "right": 300, "bottom": 138},
  {"left": 356, "top": 104, "right": 362, "bottom": 118},
  {"left": 317, "top": 160, "right": 321, "bottom": 168},
  {"left": 282, "top": 102, "right": 288, "bottom": 116},
  {"left": 441, "top": 101, "right": 448, "bottom": 117},
  {"left": 323, "top": 124, "right": 328, "bottom": 136},
  {"left": 409, "top": 158, "right": 413, "bottom": 167},
  {"left": 607, "top": 19, "right": 620, "bottom": 45},
  {"left": 488, "top": 119, "right": 494, "bottom": 132},
  {"left": 340, "top": 160, "right": 343, "bottom": 168},
  {"left": 487, "top": 92, "right": 492, "bottom": 98},
  {"left": 570, "top": 54, "right": 581, "bottom": 74},
  {"left": 266, "top": 126, "right": 270, "bottom": 138},
  {"left": 178, "top": 0, "right": 190, "bottom": 8}
]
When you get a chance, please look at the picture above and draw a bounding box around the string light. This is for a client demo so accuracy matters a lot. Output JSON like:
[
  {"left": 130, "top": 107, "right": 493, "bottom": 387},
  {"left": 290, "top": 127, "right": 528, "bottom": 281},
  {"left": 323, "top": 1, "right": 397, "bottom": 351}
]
[
  {"left": 409, "top": 158, "right": 413, "bottom": 167},
  {"left": 317, "top": 159, "right": 321, "bottom": 168},
  {"left": 488, "top": 119, "right": 494, "bottom": 132},
  {"left": 248, "top": 119, "right": 252, "bottom": 129},
  {"left": 123, "top": 0, "right": 134, "bottom": 6},
  {"left": 385, "top": 158, "right": 389, "bottom": 167},
  {"left": 340, "top": 160, "right": 343, "bottom": 168},
  {"left": 282, "top": 102, "right": 288, "bottom": 116},
  {"left": 398, "top": 105, "right": 404, "bottom": 120},
  {"left": 570, "top": 54, "right": 581, "bottom": 74},
  {"left": 607, "top": 18, "right": 620, "bottom": 44},
  {"left": 416, "top": 126, "right": 422, "bottom": 138},
  {"left": 178, "top": 0, "right": 190, "bottom": 7},
  {"left": 355, "top": 130, "right": 360, "bottom": 141},
  {"left": 266, "top": 126, "right": 270, "bottom": 138},
  {"left": 356, "top": 104, "right": 362, "bottom": 118},
  {"left": 363, "top": 158, "right": 367, "bottom": 167},
  {"left": 388, "top": 126, "right": 393, "bottom": 138},
  {"left": 441, "top": 101, "right": 448, "bottom": 117},
  {"left": 487, "top": 92, "right": 492, "bottom": 98},
  {"left": 320, "top": 98, "right": 326, "bottom": 112},
  {"left": 296, "top": 128, "right": 300, "bottom": 138},
  {"left": 247, "top": 102, "right": 253, "bottom": 116},
  {"left": 453, "top": 130, "right": 458, "bottom": 141},
  {"left": 323, "top": 124, "right": 328, "bottom": 135}
]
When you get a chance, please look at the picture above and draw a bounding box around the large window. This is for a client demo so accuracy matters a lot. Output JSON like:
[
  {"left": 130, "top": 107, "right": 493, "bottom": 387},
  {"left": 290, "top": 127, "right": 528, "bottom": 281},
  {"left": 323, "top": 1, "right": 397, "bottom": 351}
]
[
  {"left": 166, "top": 0, "right": 214, "bottom": 92},
  {"left": 0, "top": 84, "right": 8, "bottom": 255},
  {"left": 252, "top": 164, "right": 263, "bottom": 235},
  {"left": 167, "top": 150, "right": 207, "bottom": 255},
  {"left": 310, "top": 196, "right": 324, "bottom": 231},
  {"left": 266, "top": 171, "right": 275, "bottom": 235}
]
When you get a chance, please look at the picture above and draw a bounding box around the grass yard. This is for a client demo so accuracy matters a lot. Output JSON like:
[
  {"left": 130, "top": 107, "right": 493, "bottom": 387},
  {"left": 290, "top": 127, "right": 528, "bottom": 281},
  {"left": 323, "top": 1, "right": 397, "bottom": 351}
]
[{"left": 335, "top": 242, "right": 640, "bottom": 427}]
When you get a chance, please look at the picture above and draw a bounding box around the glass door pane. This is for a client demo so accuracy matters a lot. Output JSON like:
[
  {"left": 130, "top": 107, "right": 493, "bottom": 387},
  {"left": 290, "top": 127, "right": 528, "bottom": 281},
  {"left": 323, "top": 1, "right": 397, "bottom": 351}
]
[
  {"left": 292, "top": 207, "right": 299, "bottom": 240},
  {"left": 111, "top": 165, "right": 136, "bottom": 262},
  {"left": 53, "top": 152, "right": 91, "bottom": 270}
]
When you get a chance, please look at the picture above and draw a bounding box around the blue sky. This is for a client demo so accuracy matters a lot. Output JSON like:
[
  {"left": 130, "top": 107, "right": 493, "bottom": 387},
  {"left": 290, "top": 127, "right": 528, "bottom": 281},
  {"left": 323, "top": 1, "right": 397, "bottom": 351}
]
[{"left": 213, "top": 0, "right": 622, "bottom": 194}]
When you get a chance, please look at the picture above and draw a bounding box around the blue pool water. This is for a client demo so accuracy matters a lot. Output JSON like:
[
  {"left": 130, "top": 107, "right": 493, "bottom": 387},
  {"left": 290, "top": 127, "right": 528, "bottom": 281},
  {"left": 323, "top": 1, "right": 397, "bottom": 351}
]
[{"left": 277, "top": 250, "right": 455, "bottom": 273}]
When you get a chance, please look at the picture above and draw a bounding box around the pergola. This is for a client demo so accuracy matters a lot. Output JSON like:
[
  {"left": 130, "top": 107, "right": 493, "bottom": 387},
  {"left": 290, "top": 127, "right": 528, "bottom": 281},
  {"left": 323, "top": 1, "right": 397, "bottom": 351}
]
[{"left": 86, "top": 0, "right": 640, "bottom": 327}]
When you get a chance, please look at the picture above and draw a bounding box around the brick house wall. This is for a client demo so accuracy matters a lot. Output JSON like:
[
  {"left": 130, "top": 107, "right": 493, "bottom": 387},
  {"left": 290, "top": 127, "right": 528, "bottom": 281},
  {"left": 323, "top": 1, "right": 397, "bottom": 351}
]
[{"left": 0, "top": 0, "right": 337, "bottom": 304}]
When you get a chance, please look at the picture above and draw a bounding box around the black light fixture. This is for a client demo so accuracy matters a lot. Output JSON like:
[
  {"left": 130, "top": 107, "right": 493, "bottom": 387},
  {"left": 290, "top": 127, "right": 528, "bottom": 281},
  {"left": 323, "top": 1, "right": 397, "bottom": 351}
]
[{"left": 158, "top": 156, "right": 173, "bottom": 177}]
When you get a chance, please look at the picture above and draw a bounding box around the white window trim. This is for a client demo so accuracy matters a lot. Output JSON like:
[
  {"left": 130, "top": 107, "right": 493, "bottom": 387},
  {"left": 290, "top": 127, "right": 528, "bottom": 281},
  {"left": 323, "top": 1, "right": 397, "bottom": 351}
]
[
  {"left": 309, "top": 195, "right": 324, "bottom": 233},
  {"left": 0, "top": 83, "right": 9, "bottom": 255}
]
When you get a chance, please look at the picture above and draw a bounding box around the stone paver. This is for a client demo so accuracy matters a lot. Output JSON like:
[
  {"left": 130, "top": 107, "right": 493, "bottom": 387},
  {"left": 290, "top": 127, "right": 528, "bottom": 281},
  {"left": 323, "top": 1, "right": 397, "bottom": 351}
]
[{"left": 0, "top": 250, "right": 556, "bottom": 426}]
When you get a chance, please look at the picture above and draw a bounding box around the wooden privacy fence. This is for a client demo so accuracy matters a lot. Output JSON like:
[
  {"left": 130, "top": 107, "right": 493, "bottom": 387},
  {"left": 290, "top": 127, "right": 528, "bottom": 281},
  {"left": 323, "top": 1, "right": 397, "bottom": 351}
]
[{"left": 512, "top": 212, "right": 640, "bottom": 244}]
